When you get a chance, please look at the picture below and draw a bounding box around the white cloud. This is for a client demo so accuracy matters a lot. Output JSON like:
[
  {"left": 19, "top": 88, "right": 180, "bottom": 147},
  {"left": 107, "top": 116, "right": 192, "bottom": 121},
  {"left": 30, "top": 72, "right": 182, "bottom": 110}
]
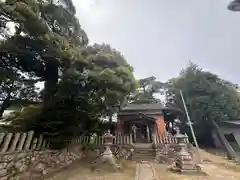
[
  {"left": 72, "top": 0, "right": 118, "bottom": 44},
  {"left": 73, "top": 0, "right": 96, "bottom": 13}
]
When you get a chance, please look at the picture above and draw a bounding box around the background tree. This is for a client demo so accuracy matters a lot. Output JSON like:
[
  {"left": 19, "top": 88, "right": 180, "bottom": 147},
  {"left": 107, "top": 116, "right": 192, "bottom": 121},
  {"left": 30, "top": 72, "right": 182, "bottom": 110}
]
[
  {"left": 166, "top": 62, "right": 240, "bottom": 145},
  {"left": 130, "top": 76, "right": 164, "bottom": 104}
]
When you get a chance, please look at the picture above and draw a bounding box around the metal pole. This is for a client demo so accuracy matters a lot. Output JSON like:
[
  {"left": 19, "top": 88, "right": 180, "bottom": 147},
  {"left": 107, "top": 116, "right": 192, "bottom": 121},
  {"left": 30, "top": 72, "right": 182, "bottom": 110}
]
[{"left": 179, "top": 90, "right": 202, "bottom": 163}]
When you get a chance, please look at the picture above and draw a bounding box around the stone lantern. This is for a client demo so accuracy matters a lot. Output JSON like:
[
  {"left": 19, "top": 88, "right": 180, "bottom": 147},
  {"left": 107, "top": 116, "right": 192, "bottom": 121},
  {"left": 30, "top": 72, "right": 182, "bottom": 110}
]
[
  {"left": 172, "top": 128, "right": 201, "bottom": 173},
  {"left": 175, "top": 127, "right": 187, "bottom": 144},
  {"left": 103, "top": 130, "right": 115, "bottom": 145},
  {"left": 101, "top": 130, "right": 119, "bottom": 169},
  {"left": 90, "top": 133, "right": 97, "bottom": 144}
]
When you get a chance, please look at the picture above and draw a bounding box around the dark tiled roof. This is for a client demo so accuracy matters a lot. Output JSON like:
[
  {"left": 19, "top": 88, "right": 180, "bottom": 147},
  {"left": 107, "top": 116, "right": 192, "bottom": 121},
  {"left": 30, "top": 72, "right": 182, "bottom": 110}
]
[
  {"left": 120, "top": 102, "right": 183, "bottom": 112},
  {"left": 121, "top": 102, "right": 164, "bottom": 111}
]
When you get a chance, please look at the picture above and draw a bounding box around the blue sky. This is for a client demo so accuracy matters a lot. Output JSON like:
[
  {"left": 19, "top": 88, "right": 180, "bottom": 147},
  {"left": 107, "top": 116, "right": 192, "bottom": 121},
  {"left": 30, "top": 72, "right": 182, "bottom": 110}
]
[{"left": 73, "top": 0, "right": 240, "bottom": 84}]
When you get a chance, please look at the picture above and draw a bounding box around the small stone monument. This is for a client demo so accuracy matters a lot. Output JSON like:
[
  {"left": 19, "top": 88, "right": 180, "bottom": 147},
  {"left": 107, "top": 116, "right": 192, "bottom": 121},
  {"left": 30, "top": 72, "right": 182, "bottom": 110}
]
[
  {"left": 172, "top": 128, "right": 201, "bottom": 173},
  {"left": 90, "top": 133, "right": 97, "bottom": 144},
  {"left": 92, "top": 130, "right": 119, "bottom": 170}
]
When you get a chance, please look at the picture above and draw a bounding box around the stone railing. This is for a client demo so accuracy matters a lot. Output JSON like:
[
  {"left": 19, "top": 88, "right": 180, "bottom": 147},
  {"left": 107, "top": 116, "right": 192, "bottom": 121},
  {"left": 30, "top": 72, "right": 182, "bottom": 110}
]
[
  {"left": 155, "top": 132, "right": 189, "bottom": 145},
  {"left": 77, "top": 133, "right": 189, "bottom": 147},
  {"left": 78, "top": 134, "right": 132, "bottom": 146},
  {"left": 76, "top": 133, "right": 189, "bottom": 147},
  {"left": 0, "top": 131, "right": 83, "bottom": 180}
]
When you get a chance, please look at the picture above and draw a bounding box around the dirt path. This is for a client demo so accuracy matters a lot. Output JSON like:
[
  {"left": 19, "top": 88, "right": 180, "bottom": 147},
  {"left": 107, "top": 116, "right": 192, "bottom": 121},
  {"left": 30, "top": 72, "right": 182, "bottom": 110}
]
[{"left": 135, "top": 162, "right": 158, "bottom": 180}]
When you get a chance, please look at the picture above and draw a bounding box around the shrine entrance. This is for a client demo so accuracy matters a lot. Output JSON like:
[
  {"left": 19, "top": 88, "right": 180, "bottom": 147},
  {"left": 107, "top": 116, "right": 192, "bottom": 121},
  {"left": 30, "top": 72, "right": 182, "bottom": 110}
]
[
  {"left": 127, "top": 115, "right": 156, "bottom": 144},
  {"left": 132, "top": 124, "right": 150, "bottom": 143}
]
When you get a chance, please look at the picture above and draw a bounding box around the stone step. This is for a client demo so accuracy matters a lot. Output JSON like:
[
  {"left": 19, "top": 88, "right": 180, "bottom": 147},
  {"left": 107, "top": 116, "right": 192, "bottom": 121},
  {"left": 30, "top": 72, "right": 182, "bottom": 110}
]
[
  {"left": 133, "top": 152, "right": 155, "bottom": 154},
  {"left": 134, "top": 152, "right": 155, "bottom": 154},
  {"left": 133, "top": 155, "right": 155, "bottom": 157},
  {"left": 132, "top": 156, "right": 155, "bottom": 160},
  {"left": 132, "top": 151, "right": 155, "bottom": 154},
  {"left": 132, "top": 157, "right": 155, "bottom": 161},
  {"left": 132, "top": 159, "right": 155, "bottom": 162},
  {"left": 134, "top": 148, "right": 155, "bottom": 152},
  {"left": 132, "top": 155, "right": 155, "bottom": 158},
  {"left": 172, "top": 166, "right": 202, "bottom": 174},
  {"left": 131, "top": 143, "right": 153, "bottom": 149},
  {"left": 132, "top": 158, "right": 155, "bottom": 162},
  {"left": 134, "top": 148, "right": 155, "bottom": 151},
  {"left": 134, "top": 151, "right": 155, "bottom": 154},
  {"left": 132, "top": 152, "right": 156, "bottom": 160}
]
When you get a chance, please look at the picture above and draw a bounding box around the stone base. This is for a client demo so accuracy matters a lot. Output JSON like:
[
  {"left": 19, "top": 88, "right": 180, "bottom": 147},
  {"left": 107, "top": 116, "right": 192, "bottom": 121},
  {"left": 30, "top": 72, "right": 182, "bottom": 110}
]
[
  {"left": 91, "top": 148, "right": 120, "bottom": 171},
  {"left": 91, "top": 160, "right": 120, "bottom": 172},
  {"left": 171, "top": 163, "right": 204, "bottom": 175}
]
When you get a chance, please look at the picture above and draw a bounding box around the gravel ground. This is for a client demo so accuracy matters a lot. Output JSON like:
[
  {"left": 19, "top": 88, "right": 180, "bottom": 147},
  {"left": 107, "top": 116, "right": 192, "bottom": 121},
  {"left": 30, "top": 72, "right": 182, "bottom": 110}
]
[
  {"left": 46, "top": 149, "right": 240, "bottom": 180},
  {"left": 46, "top": 159, "right": 136, "bottom": 180},
  {"left": 153, "top": 149, "right": 240, "bottom": 180}
]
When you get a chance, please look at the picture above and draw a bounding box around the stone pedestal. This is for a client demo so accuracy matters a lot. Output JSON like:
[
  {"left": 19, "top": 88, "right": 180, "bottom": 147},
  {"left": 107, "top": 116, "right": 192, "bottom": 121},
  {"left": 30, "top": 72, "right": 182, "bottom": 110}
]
[
  {"left": 174, "top": 143, "right": 198, "bottom": 172},
  {"left": 172, "top": 129, "right": 201, "bottom": 173},
  {"left": 101, "top": 146, "right": 119, "bottom": 169}
]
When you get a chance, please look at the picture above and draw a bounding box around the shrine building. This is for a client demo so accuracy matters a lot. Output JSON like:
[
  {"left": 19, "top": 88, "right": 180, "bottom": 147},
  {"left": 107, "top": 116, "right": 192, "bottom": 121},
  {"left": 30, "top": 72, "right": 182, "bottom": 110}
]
[{"left": 117, "top": 102, "right": 183, "bottom": 144}]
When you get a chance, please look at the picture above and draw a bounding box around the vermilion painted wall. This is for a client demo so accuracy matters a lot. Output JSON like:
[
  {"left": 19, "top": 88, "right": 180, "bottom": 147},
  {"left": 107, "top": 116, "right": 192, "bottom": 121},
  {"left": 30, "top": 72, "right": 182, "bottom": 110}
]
[{"left": 153, "top": 115, "right": 166, "bottom": 137}]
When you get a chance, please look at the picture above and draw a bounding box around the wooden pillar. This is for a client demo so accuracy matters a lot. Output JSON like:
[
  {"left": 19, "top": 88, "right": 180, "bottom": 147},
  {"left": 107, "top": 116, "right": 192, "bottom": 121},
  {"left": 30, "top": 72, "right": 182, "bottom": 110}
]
[
  {"left": 132, "top": 125, "right": 136, "bottom": 142},
  {"left": 149, "top": 124, "right": 153, "bottom": 142},
  {"left": 146, "top": 124, "right": 150, "bottom": 142},
  {"left": 117, "top": 119, "right": 122, "bottom": 135}
]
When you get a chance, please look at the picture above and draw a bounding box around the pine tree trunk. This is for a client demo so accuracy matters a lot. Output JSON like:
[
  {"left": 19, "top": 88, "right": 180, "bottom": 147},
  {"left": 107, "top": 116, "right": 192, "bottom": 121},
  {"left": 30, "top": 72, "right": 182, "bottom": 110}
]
[
  {"left": 43, "top": 61, "right": 58, "bottom": 107},
  {"left": 109, "top": 114, "right": 113, "bottom": 123}
]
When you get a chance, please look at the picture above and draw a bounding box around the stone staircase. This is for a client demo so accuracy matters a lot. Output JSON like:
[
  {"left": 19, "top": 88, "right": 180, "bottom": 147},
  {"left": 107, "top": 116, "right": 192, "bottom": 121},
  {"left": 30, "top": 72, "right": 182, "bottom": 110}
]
[
  {"left": 135, "top": 137, "right": 149, "bottom": 143},
  {"left": 131, "top": 144, "right": 156, "bottom": 162}
]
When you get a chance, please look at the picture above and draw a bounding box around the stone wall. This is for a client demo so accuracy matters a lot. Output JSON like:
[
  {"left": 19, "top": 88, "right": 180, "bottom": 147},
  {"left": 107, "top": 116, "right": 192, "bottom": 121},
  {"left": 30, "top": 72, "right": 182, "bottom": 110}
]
[{"left": 0, "top": 131, "right": 83, "bottom": 180}]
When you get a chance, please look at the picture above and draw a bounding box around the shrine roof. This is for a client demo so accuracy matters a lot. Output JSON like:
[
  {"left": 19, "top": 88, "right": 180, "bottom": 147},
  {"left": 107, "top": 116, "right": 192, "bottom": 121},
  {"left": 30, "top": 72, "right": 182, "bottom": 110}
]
[
  {"left": 118, "top": 102, "right": 183, "bottom": 116},
  {"left": 121, "top": 102, "right": 164, "bottom": 111}
]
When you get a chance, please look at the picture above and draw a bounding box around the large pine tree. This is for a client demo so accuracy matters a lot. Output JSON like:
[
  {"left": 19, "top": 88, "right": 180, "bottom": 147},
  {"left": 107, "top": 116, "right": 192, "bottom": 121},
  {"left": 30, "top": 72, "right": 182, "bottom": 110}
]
[{"left": 0, "top": 0, "right": 137, "bottom": 144}]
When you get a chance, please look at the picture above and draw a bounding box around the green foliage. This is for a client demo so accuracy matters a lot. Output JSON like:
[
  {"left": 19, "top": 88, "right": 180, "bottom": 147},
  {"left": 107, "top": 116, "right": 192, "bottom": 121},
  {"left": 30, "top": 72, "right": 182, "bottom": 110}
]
[
  {"left": 37, "top": 44, "right": 137, "bottom": 140},
  {"left": 130, "top": 76, "right": 164, "bottom": 104},
  {"left": 0, "top": 64, "right": 39, "bottom": 118},
  {"left": 166, "top": 62, "right": 240, "bottom": 145},
  {"left": 0, "top": 0, "right": 137, "bottom": 148},
  {"left": 3, "top": 105, "right": 42, "bottom": 132}
]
